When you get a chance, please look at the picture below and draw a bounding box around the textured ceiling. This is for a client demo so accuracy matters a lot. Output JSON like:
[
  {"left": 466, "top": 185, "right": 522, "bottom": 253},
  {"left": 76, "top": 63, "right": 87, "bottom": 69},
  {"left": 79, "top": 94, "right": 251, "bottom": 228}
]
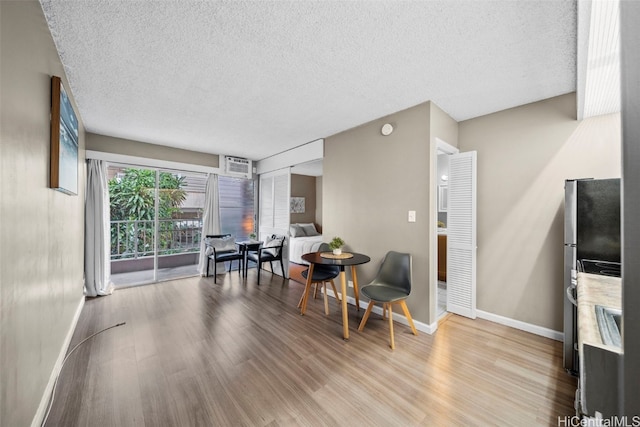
[{"left": 40, "top": 1, "right": 576, "bottom": 161}]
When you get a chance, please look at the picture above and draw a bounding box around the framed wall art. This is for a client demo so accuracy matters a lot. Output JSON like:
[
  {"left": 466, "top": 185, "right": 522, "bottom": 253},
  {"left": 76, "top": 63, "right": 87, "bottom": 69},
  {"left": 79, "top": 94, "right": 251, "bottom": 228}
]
[
  {"left": 290, "top": 197, "right": 305, "bottom": 213},
  {"left": 50, "top": 75, "right": 78, "bottom": 195}
]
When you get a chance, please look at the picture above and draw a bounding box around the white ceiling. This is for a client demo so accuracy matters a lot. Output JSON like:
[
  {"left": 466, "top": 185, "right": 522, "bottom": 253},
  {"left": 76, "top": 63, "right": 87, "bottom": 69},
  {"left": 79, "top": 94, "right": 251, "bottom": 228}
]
[{"left": 40, "top": 1, "right": 577, "bottom": 161}]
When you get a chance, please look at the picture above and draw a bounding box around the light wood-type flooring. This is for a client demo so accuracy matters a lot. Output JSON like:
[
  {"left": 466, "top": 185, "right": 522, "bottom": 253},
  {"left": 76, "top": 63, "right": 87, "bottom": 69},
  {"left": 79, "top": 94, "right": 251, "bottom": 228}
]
[{"left": 45, "top": 269, "right": 577, "bottom": 426}]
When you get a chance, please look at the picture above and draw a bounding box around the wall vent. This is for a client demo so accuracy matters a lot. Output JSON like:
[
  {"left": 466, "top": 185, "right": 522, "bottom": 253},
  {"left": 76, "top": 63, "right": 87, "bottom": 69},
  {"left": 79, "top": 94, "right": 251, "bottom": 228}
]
[{"left": 224, "top": 156, "right": 252, "bottom": 179}]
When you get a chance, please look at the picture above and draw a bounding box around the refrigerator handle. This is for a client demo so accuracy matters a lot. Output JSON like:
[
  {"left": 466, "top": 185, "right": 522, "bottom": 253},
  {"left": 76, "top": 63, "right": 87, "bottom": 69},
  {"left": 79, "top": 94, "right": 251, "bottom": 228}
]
[
  {"left": 567, "top": 268, "right": 578, "bottom": 306},
  {"left": 566, "top": 285, "right": 577, "bottom": 307}
]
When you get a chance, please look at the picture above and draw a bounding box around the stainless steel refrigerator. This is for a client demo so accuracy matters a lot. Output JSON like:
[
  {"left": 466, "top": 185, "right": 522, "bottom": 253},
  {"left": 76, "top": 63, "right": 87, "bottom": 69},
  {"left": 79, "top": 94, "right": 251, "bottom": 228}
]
[{"left": 563, "top": 178, "right": 621, "bottom": 374}]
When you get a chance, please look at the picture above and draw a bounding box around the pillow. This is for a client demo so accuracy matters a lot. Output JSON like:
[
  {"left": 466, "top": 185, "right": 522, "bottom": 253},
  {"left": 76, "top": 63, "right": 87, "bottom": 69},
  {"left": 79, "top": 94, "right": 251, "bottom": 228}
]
[
  {"left": 289, "top": 224, "right": 305, "bottom": 238},
  {"left": 207, "top": 235, "right": 236, "bottom": 253},
  {"left": 263, "top": 235, "right": 284, "bottom": 257},
  {"left": 299, "top": 223, "right": 319, "bottom": 236}
]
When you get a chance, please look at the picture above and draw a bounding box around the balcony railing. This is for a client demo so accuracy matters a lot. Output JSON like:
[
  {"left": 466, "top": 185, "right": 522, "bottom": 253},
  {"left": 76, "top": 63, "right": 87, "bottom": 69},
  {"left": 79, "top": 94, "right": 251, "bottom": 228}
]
[{"left": 110, "top": 219, "right": 203, "bottom": 260}]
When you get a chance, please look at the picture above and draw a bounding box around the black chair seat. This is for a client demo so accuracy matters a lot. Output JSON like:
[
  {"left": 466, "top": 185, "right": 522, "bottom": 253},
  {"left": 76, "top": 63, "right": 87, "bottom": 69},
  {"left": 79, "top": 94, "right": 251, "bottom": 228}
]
[
  {"left": 360, "top": 284, "right": 408, "bottom": 303},
  {"left": 301, "top": 266, "right": 339, "bottom": 282},
  {"left": 247, "top": 252, "right": 278, "bottom": 263},
  {"left": 215, "top": 251, "right": 243, "bottom": 262}
]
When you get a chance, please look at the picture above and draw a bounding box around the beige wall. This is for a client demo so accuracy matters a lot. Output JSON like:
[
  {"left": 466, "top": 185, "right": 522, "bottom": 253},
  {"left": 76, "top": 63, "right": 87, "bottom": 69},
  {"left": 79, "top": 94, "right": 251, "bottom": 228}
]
[
  {"left": 290, "top": 174, "right": 317, "bottom": 225},
  {"left": 430, "top": 103, "right": 459, "bottom": 150},
  {"left": 324, "top": 103, "right": 433, "bottom": 323},
  {"left": 0, "top": 2, "right": 86, "bottom": 425},
  {"left": 87, "top": 133, "right": 220, "bottom": 168},
  {"left": 458, "top": 93, "right": 621, "bottom": 331},
  {"left": 316, "top": 176, "right": 323, "bottom": 229}
]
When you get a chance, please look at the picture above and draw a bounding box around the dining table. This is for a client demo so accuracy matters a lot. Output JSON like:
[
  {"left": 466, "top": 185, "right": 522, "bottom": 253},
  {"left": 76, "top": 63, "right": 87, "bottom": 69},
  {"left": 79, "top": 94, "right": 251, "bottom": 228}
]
[{"left": 300, "top": 251, "right": 371, "bottom": 340}]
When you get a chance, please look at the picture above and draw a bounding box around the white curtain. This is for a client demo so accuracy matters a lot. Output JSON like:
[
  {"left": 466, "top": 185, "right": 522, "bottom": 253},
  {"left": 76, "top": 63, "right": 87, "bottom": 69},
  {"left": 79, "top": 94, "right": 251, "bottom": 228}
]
[
  {"left": 198, "top": 173, "right": 221, "bottom": 275},
  {"left": 85, "top": 159, "right": 114, "bottom": 297}
]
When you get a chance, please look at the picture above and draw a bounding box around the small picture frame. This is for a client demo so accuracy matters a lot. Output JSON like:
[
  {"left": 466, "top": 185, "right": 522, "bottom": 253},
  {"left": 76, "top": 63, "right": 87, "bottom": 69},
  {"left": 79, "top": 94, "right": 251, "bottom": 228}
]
[
  {"left": 50, "top": 76, "right": 78, "bottom": 195},
  {"left": 290, "top": 197, "right": 305, "bottom": 213}
]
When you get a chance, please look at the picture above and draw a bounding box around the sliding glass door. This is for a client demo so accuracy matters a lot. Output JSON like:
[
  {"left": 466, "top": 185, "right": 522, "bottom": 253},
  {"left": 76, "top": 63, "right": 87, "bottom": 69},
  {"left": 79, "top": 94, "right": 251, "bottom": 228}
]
[
  {"left": 108, "top": 165, "right": 206, "bottom": 287},
  {"left": 156, "top": 169, "right": 205, "bottom": 282},
  {"left": 109, "top": 166, "right": 157, "bottom": 285}
]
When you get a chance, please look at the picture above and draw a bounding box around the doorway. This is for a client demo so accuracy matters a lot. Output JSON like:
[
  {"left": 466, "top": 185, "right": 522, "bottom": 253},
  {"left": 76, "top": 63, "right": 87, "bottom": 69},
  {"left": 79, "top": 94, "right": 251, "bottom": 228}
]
[
  {"left": 436, "top": 152, "right": 449, "bottom": 318},
  {"left": 433, "top": 139, "right": 477, "bottom": 322},
  {"left": 436, "top": 140, "right": 458, "bottom": 318}
]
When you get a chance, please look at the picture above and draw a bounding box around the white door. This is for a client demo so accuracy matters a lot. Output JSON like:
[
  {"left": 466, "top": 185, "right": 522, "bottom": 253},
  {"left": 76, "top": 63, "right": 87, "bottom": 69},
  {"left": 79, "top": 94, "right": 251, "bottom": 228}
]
[
  {"left": 258, "top": 168, "right": 290, "bottom": 277},
  {"left": 446, "top": 151, "right": 477, "bottom": 318}
]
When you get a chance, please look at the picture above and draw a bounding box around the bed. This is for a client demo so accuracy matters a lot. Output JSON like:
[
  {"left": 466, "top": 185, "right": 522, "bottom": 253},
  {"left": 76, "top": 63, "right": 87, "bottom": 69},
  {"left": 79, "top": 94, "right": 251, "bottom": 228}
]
[{"left": 288, "top": 223, "right": 324, "bottom": 265}]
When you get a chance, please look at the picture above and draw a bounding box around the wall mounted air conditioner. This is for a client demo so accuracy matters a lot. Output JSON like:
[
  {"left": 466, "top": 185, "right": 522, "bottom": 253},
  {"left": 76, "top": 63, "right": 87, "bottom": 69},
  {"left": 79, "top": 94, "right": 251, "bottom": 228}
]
[{"left": 223, "top": 156, "right": 252, "bottom": 179}]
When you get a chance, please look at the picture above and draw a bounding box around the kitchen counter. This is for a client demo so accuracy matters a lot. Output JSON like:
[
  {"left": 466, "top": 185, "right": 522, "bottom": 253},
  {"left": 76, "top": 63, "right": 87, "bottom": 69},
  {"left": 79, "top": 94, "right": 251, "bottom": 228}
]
[{"left": 576, "top": 272, "right": 622, "bottom": 354}]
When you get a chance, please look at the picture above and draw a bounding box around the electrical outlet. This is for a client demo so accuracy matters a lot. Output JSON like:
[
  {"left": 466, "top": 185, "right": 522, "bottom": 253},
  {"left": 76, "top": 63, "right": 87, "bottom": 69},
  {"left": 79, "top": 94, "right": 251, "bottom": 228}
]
[
  {"left": 408, "top": 210, "right": 416, "bottom": 222},
  {"left": 348, "top": 280, "right": 354, "bottom": 288}
]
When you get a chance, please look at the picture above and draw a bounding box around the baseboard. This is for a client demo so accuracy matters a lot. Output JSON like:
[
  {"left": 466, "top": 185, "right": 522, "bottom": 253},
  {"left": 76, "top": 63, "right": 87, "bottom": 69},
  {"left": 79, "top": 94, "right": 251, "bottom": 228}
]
[
  {"left": 31, "top": 296, "right": 85, "bottom": 427},
  {"left": 319, "top": 291, "right": 561, "bottom": 340},
  {"left": 476, "top": 309, "right": 563, "bottom": 341},
  {"left": 324, "top": 289, "right": 438, "bottom": 335}
]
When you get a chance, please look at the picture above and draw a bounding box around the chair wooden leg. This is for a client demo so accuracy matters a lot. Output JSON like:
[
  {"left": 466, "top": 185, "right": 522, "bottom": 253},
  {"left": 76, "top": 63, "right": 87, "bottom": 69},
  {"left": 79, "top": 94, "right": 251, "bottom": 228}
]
[
  {"left": 300, "top": 283, "right": 311, "bottom": 313},
  {"left": 350, "top": 266, "right": 360, "bottom": 311},
  {"left": 297, "top": 286, "right": 307, "bottom": 308},
  {"left": 279, "top": 258, "right": 285, "bottom": 279},
  {"left": 382, "top": 304, "right": 387, "bottom": 320},
  {"left": 329, "top": 280, "right": 341, "bottom": 303},
  {"left": 206, "top": 258, "right": 210, "bottom": 277},
  {"left": 323, "top": 283, "right": 330, "bottom": 315},
  {"left": 313, "top": 282, "right": 319, "bottom": 299},
  {"left": 298, "top": 280, "right": 314, "bottom": 309},
  {"left": 399, "top": 300, "right": 418, "bottom": 335},
  {"left": 358, "top": 300, "right": 375, "bottom": 331},
  {"left": 388, "top": 303, "right": 395, "bottom": 350},
  {"left": 300, "top": 264, "right": 315, "bottom": 315},
  {"left": 214, "top": 259, "right": 218, "bottom": 283}
]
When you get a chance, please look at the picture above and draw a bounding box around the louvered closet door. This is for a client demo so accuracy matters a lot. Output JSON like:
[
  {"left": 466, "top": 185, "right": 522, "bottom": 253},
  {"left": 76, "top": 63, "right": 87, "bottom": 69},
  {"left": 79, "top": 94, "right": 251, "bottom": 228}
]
[
  {"left": 259, "top": 176, "right": 274, "bottom": 230},
  {"left": 258, "top": 169, "right": 290, "bottom": 277},
  {"left": 446, "top": 151, "right": 477, "bottom": 318}
]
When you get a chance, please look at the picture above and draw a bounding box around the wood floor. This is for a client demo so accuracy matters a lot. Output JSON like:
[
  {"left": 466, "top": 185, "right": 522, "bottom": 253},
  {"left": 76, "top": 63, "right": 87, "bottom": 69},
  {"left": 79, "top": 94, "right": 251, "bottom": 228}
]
[{"left": 45, "top": 269, "right": 577, "bottom": 426}]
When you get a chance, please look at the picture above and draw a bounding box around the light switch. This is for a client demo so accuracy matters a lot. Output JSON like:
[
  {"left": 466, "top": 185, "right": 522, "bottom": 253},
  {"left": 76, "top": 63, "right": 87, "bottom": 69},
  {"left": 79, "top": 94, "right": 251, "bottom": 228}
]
[{"left": 408, "top": 210, "right": 416, "bottom": 222}]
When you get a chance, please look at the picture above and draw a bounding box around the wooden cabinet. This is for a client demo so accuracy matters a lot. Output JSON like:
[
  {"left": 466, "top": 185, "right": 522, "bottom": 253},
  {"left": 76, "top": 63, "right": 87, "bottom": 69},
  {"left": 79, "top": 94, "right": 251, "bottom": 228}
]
[{"left": 438, "top": 234, "right": 447, "bottom": 282}]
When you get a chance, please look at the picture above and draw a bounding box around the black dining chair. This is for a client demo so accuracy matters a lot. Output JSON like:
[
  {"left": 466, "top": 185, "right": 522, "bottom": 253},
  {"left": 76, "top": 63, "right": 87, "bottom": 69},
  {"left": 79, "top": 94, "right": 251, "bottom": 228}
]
[
  {"left": 357, "top": 251, "right": 418, "bottom": 349},
  {"left": 205, "top": 234, "right": 244, "bottom": 283},
  {"left": 297, "top": 243, "right": 341, "bottom": 315},
  {"left": 246, "top": 234, "right": 286, "bottom": 285}
]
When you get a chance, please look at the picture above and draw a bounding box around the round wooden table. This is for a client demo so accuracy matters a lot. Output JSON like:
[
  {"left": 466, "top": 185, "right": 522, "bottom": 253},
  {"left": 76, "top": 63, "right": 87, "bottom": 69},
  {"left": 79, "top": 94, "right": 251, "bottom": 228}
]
[{"left": 300, "top": 251, "right": 371, "bottom": 340}]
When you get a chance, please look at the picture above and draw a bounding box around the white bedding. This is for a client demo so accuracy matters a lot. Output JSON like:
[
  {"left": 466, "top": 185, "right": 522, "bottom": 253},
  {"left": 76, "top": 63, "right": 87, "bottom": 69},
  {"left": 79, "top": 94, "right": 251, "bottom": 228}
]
[{"left": 289, "top": 235, "right": 324, "bottom": 265}]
